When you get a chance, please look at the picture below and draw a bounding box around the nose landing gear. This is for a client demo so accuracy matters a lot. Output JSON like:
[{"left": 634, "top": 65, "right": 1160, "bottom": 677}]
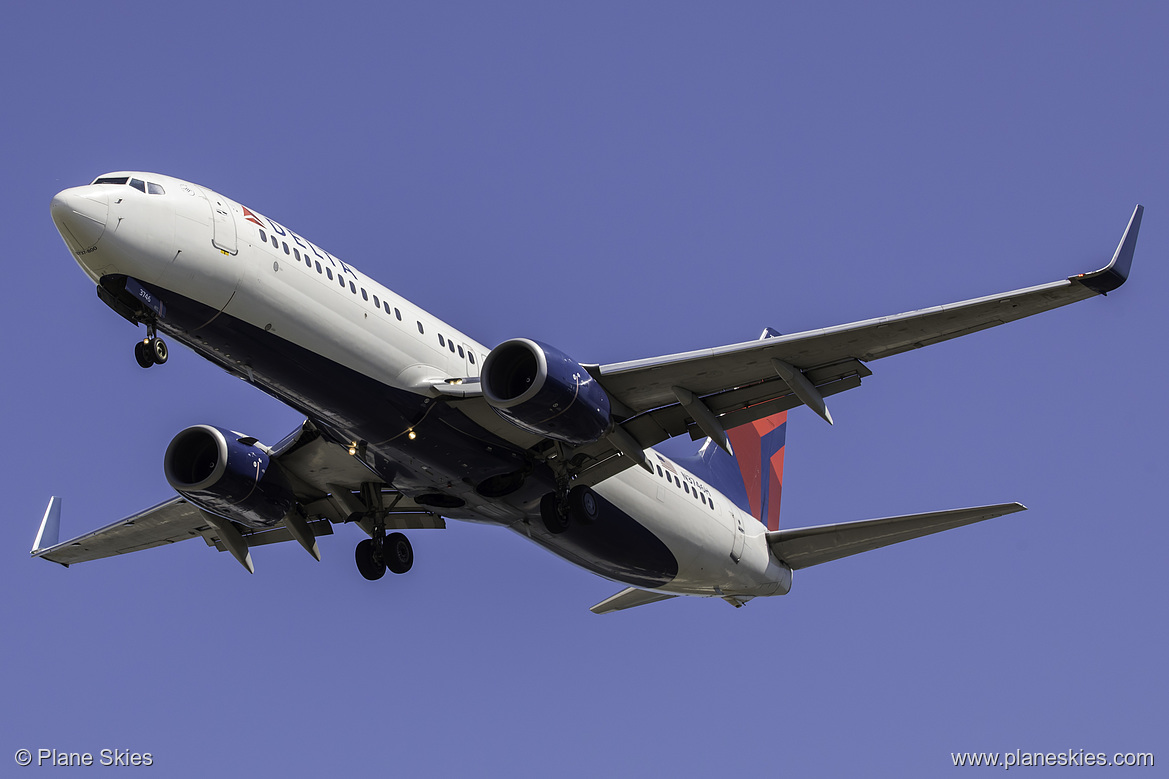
[{"left": 133, "top": 324, "right": 168, "bottom": 369}]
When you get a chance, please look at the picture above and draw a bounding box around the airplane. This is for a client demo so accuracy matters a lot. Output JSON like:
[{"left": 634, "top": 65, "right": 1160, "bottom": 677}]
[{"left": 33, "top": 171, "right": 1143, "bottom": 613}]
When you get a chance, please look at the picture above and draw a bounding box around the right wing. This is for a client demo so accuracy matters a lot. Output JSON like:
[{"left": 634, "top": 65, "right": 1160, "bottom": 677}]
[
  {"left": 31, "top": 496, "right": 216, "bottom": 567},
  {"left": 31, "top": 420, "right": 443, "bottom": 570}
]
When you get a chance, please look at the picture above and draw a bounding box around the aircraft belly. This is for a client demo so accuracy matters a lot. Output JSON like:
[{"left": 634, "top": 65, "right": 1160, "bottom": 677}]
[
  {"left": 520, "top": 489, "right": 680, "bottom": 589},
  {"left": 595, "top": 476, "right": 715, "bottom": 573},
  {"left": 591, "top": 469, "right": 787, "bottom": 596}
]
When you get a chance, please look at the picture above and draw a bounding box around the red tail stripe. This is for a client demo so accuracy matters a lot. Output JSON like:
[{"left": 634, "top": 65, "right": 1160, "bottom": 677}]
[
  {"left": 766, "top": 445, "right": 785, "bottom": 531},
  {"left": 727, "top": 424, "right": 763, "bottom": 519},
  {"left": 726, "top": 413, "right": 787, "bottom": 524}
]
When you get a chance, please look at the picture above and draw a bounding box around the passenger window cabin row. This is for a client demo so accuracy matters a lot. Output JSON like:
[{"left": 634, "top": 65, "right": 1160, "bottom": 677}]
[
  {"left": 654, "top": 460, "right": 716, "bottom": 512},
  {"left": 89, "top": 180, "right": 483, "bottom": 368},
  {"left": 258, "top": 228, "right": 478, "bottom": 367}
]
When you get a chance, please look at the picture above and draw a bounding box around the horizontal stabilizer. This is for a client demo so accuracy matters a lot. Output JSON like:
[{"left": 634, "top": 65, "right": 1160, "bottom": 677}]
[
  {"left": 767, "top": 502, "right": 1026, "bottom": 569},
  {"left": 590, "top": 587, "right": 678, "bottom": 614}
]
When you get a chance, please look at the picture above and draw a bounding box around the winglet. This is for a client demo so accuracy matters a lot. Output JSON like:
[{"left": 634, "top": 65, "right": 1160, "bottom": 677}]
[
  {"left": 1071, "top": 205, "right": 1143, "bottom": 294},
  {"left": 32, "top": 497, "right": 62, "bottom": 556}
]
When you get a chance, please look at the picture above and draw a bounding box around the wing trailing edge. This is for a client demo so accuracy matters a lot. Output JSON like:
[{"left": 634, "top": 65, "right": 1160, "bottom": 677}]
[{"left": 767, "top": 503, "right": 1027, "bottom": 570}]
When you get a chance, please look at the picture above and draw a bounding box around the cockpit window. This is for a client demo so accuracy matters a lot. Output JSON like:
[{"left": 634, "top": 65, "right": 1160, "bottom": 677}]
[{"left": 92, "top": 176, "right": 165, "bottom": 194}]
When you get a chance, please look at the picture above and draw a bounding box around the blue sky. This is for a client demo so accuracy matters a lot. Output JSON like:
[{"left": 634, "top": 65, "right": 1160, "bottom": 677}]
[{"left": 2, "top": 3, "right": 1165, "bottom": 776}]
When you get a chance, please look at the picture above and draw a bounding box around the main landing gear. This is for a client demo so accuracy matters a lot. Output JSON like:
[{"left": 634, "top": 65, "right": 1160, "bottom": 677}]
[
  {"left": 352, "top": 485, "right": 414, "bottom": 581},
  {"left": 133, "top": 324, "right": 168, "bottom": 369},
  {"left": 539, "top": 484, "right": 601, "bottom": 535},
  {"left": 355, "top": 531, "right": 414, "bottom": 580}
]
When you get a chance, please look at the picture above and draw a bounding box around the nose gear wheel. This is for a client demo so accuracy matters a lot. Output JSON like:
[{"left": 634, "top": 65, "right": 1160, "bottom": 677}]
[{"left": 133, "top": 323, "right": 168, "bottom": 368}]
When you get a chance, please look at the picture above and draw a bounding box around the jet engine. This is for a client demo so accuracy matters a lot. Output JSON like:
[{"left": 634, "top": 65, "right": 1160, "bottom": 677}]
[
  {"left": 481, "top": 338, "right": 612, "bottom": 445},
  {"left": 163, "top": 425, "right": 296, "bottom": 529}
]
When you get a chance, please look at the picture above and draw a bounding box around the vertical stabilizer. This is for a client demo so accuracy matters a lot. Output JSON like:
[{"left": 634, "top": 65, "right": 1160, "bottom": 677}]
[
  {"left": 727, "top": 415, "right": 787, "bottom": 530},
  {"left": 677, "top": 411, "right": 788, "bottom": 531}
]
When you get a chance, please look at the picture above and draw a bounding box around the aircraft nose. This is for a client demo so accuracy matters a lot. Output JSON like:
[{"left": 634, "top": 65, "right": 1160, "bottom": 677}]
[{"left": 51, "top": 187, "right": 109, "bottom": 249}]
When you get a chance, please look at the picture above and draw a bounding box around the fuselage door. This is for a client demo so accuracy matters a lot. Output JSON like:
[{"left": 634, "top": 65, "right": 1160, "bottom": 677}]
[
  {"left": 730, "top": 509, "right": 746, "bottom": 563},
  {"left": 201, "top": 188, "right": 238, "bottom": 255}
]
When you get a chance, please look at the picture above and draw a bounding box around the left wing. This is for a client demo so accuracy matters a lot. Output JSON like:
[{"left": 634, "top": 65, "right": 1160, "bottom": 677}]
[{"left": 32, "top": 420, "right": 442, "bottom": 570}]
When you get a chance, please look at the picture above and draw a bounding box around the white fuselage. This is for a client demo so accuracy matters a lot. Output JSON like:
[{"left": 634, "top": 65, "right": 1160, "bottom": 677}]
[{"left": 52, "top": 172, "right": 793, "bottom": 600}]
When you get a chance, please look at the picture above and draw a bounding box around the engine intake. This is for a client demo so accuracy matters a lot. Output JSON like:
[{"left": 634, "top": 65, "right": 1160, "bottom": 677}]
[
  {"left": 481, "top": 339, "right": 612, "bottom": 445},
  {"left": 164, "top": 425, "right": 295, "bottom": 528}
]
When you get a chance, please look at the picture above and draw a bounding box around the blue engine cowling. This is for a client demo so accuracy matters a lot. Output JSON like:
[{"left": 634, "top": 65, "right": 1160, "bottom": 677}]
[
  {"left": 163, "top": 425, "right": 296, "bottom": 529},
  {"left": 481, "top": 338, "right": 612, "bottom": 445}
]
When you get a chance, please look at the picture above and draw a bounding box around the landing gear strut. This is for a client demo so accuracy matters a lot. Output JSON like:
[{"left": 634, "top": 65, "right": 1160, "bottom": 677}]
[
  {"left": 353, "top": 487, "right": 414, "bottom": 580},
  {"left": 133, "top": 324, "right": 168, "bottom": 369}
]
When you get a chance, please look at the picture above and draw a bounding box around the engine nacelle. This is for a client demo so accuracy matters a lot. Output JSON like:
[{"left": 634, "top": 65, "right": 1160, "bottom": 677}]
[
  {"left": 163, "top": 425, "right": 296, "bottom": 529},
  {"left": 481, "top": 338, "right": 612, "bottom": 445}
]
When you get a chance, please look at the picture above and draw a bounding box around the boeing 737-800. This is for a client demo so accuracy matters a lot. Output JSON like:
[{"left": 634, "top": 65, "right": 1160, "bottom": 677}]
[{"left": 33, "top": 172, "right": 1143, "bottom": 613}]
